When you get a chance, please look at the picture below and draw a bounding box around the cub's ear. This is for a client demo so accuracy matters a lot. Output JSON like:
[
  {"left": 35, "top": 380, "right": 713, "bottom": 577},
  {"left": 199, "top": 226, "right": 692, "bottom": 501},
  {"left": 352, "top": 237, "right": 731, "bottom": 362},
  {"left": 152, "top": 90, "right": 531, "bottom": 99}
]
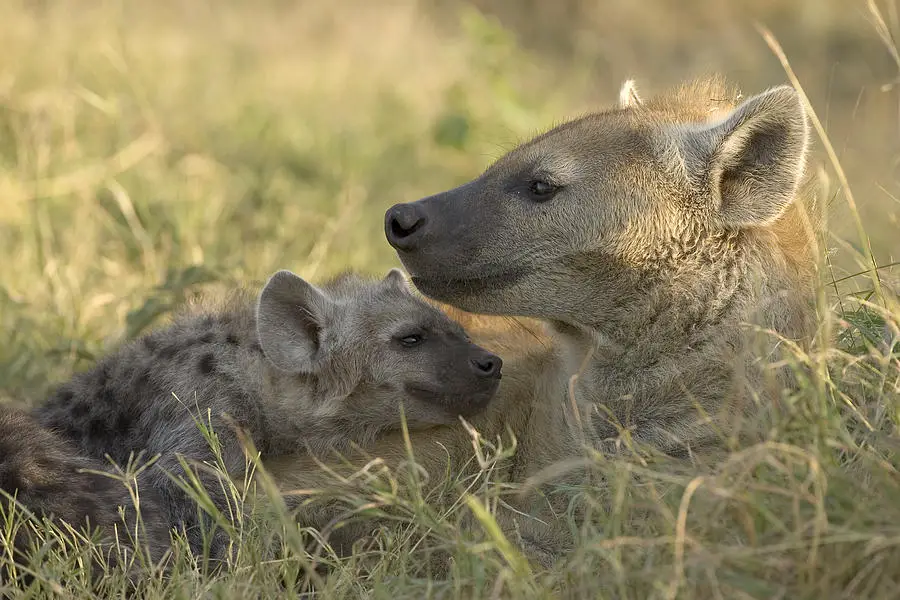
[
  {"left": 618, "top": 79, "right": 643, "bottom": 108},
  {"left": 663, "top": 85, "right": 810, "bottom": 227},
  {"left": 382, "top": 268, "right": 411, "bottom": 293},
  {"left": 256, "top": 270, "right": 334, "bottom": 374}
]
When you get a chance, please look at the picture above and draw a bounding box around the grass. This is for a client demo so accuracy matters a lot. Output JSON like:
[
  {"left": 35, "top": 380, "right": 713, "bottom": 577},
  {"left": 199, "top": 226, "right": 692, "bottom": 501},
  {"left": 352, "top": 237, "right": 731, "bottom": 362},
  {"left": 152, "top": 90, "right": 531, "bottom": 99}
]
[{"left": 1, "top": 0, "right": 899, "bottom": 597}]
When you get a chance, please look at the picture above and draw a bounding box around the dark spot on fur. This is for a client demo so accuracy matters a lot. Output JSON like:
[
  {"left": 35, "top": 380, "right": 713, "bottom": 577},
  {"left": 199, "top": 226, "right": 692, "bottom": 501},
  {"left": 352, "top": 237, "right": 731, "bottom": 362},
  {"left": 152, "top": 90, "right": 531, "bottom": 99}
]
[
  {"left": 158, "top": 344, "right": 180, "bottom": 360},
  {"left": 61, "top": 424, "right": 82, "bottom": 441},
  {"left": 250, "top": 342, "right": 263, "bottom": 354},
  {"left": 143, "top": 337, "right": 159, "bottom": 353},
  {"left": 87, "top": 416, "right": 110, "bottom": 439},
  {"left": 185, "top": 334, "right": 214, "bottom": 348},
  {"left": 71, "top": 401, "right": 90, "bottom": 419},
  {"left": 135, "top": 367, "right": 151, "bottom": 388},
  {"left": 197, "top": 353, "right": 217, "bottom": 375},
  {"left": 53, "top": 388, "right": 75, "bottom": 407},
  {"left": 225, "top": 333, "right": 239, "bottom": 345},
  {"left": 99, "top": 385, "right": 117, "bottom": 406},
  {"left": 0, "top": 467, "right": 23, "bottom": 493},
  {"left": 666, "top": 445, "right": 691, "bottom": 459},
  {"left": 113, "top": 413, "right": 131, "bottom": 435}
]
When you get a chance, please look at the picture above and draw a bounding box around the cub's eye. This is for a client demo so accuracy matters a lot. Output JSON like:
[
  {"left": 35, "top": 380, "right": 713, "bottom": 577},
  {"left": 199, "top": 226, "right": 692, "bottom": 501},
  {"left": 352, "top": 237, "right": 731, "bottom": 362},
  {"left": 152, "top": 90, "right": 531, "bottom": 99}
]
[
  {"left": 398, "top": 334, "right": 424, "bottom": 347},
  {"left": 529, "top": 179, "right": 559, "bottom": 200}
]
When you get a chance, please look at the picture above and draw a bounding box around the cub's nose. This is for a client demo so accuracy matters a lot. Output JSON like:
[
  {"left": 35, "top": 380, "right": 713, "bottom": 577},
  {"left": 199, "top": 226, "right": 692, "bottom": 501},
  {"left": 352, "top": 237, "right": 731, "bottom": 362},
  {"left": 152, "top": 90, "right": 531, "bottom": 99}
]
[
  {"left": 470, "top": 352, "right": 503, "bottom": 379},
  {"left": 385, "top": 203, "right": 427, "bottom": 251}
]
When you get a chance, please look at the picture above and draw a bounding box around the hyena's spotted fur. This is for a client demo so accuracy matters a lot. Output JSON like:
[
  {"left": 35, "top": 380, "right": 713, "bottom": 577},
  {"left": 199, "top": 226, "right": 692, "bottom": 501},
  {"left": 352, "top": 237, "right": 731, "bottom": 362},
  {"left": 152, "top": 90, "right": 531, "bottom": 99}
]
[
  {"left": 0, "top": 404, "right": 171, "bottom": 582},
  {"left": 34, "top": 269, "right": 501, "bottom": 563}
]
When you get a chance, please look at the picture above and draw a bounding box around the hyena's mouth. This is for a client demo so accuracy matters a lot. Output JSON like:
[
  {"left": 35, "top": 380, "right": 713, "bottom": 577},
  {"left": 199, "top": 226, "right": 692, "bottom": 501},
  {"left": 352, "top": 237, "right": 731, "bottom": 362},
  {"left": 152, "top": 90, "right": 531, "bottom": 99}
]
[
  {"left": 410, "top": 266, "right": 527, "bottom": 298},
  {"left": 404, "top": 383, "right": 498, "bottom": 417}
]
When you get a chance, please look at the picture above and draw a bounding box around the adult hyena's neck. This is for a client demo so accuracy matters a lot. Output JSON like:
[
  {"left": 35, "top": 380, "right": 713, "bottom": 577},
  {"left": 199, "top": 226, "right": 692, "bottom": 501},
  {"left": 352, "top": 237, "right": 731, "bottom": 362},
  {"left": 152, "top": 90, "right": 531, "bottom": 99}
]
[
  {"left": 573, "top": 252, "right": 754, "bottom": 364},
  {"left": 557, "top": 237, "right": 818, "bottom": 454},
  {"left": 549, "top": 248, "right": 773, "bottom": 452},
  {"left": 551, "top": 317, "right": 749, "bottom": 453}
]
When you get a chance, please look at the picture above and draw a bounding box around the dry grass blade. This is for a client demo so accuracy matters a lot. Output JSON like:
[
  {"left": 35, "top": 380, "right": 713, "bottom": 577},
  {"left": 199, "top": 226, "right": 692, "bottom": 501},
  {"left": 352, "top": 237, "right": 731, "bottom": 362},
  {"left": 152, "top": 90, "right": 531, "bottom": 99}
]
[{"left": 757, "top": 24, "right": 885, "bottom": 306}]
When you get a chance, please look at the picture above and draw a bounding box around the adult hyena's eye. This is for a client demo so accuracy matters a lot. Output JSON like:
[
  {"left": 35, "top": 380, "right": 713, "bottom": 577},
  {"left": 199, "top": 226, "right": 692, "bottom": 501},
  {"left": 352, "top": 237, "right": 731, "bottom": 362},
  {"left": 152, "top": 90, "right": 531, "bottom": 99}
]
[
  {"left": 528, "top": 179, "right": 559, "bottom": 201},
  {"left": 396, "top": 333, "right": 424, "bottom": 347}
]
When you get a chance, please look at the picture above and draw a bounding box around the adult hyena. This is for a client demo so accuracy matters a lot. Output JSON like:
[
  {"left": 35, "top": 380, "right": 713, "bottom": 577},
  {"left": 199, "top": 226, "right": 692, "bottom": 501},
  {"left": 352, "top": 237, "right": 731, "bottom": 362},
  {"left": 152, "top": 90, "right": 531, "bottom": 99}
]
[
  {"left": 266, "top": 79, "right": 819, "bottom": 573},
  {"left": 33, "top": 269, "right": 502, "bottom": 563},
  {"left": 384, "top": 76, "right": 818, "bottom": 457}
]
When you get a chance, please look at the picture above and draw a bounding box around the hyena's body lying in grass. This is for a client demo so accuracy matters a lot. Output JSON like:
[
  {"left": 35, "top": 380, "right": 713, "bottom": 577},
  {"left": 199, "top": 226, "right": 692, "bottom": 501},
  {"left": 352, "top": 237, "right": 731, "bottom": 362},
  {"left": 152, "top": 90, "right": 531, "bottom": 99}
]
[
  {"left": 0, "top": 404, "right": 172, "bottom": 583},
  {"left": 32, "top": 269, "right": 502, "bottom": 565},
  {"left": 269, "top": 77, "right": 820, "bottom": 571}
]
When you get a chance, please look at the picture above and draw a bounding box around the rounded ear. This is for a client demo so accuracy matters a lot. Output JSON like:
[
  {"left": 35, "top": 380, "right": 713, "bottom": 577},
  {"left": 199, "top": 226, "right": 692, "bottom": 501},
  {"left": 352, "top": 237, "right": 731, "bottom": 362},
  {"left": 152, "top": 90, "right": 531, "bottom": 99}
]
[
  {"left": 618, "top": 79, "right": 643, "bottom": 108},
  {"left": 660, "top": 85, "right": 810, "bottom": 228},
  {"left": 383, "top": 268, "right": 411, "bottom": 293},
  {"left": 256, "top": 270, "right": 334, "bottom": 374}
]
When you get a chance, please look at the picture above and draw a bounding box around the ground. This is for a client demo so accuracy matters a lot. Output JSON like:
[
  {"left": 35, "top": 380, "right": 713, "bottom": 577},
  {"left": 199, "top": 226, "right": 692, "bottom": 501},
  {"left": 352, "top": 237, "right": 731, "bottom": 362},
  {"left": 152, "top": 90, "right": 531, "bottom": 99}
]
[{"left": 0, "top": 1, "right": 898, "bottom": 598}]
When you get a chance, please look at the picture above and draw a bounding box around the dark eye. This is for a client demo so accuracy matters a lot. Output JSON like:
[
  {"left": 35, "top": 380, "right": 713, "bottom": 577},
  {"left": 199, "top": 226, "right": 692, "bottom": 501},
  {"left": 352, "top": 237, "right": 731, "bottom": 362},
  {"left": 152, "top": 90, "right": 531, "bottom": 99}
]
[
  {"left": 529, "top": 179, "right": 559, "bottom": 201},
  {"left": 398, "top": 334, "right": 424, "bottom": 347}
]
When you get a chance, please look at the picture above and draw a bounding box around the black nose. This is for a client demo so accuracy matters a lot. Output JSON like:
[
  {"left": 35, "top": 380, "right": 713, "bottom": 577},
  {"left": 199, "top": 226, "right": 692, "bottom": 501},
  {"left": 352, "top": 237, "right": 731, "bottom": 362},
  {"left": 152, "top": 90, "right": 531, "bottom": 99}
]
[
  {"left": 470, "top": 352, "right": 502, "bottom": 379},
  {"left": 385, "top": 203, "right": 427, "bottom": 251}
]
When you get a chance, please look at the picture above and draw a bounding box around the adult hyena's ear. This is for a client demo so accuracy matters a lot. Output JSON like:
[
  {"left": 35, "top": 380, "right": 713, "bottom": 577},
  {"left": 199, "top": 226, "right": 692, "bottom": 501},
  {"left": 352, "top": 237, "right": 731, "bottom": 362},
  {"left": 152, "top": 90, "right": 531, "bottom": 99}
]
[
  {"left": 618, "top": 79, "right": 643, "bottom": 108},
  {"left": 663, "top": 85, "right": 810, "bottom": 227},
  {"left": 256, "top": 270, "right": 334, "bottom": 374},
  {"left": 382, "top": 268, "right": 411, "bottom": 293}
]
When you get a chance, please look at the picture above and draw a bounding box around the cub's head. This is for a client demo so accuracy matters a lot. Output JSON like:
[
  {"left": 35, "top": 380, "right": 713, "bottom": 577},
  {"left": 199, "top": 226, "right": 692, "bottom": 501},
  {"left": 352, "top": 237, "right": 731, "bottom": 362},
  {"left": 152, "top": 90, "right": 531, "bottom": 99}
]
[{"left": 256, "top": 269, "right": 501, "bottom": 434}]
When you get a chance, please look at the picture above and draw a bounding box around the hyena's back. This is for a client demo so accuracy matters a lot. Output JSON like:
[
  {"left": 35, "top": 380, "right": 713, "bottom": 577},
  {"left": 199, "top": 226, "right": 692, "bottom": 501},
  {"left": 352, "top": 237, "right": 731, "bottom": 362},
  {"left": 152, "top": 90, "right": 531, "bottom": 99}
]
[
  {"left": 35, "top": 299, "right": 270, "bottom": 466},
  {"left": 0, "top": 404, "right": 171, "bottom": 573},
  {"left": 32, "top": 298, "right": 280, "bottom": 561}
]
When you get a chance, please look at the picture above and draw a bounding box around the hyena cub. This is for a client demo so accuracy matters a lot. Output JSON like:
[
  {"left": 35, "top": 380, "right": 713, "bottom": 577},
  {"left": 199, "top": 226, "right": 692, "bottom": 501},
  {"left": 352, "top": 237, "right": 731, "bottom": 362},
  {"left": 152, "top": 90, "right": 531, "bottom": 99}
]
[
  {"left": 34, "top": 269, "right": 502, "bottom": 562},
  {"left": 0, "top": 404, "right": 171, "bottom": 580}
]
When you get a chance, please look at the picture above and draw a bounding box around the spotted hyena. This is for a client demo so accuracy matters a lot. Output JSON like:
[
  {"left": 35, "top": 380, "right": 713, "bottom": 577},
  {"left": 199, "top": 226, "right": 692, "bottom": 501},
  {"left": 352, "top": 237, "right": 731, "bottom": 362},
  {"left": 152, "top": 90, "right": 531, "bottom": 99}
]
[
  {"left": 384, "top": 77, "right": 818, "bottom": 457},
  {"left": 34, "top": 269, "right": 502, "bottom": 563},
  {"left": 0, "top": 404, "right": 171, "bottom": 583}
]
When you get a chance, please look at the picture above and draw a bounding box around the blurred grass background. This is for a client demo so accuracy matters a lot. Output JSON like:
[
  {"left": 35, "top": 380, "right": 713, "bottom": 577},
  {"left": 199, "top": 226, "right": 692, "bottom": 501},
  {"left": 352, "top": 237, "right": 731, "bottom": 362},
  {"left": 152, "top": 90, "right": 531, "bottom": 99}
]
[
  {"left": 1, "top": 0, "right": 898, "bottom": 401},
  {"left": 0, "top": 1, "right": 899, "bottom": 597}
]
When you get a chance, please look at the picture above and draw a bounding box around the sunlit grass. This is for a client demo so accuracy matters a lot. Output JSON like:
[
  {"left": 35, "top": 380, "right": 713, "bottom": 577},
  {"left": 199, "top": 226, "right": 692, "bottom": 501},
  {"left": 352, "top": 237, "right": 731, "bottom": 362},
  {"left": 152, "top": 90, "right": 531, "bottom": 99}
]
[{"left": 1, "top": 0, "right": 898, "bottom": 598}]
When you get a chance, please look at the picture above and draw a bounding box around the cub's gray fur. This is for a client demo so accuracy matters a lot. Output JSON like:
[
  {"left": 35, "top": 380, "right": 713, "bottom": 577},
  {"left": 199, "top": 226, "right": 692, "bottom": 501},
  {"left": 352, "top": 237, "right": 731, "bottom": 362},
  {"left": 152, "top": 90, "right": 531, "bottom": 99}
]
[
  {"left": 0, "top": 404, "right": 171, "bottom": 583},
  {"left": 34, "top": 269, "right": 501, "bottom": 563}
]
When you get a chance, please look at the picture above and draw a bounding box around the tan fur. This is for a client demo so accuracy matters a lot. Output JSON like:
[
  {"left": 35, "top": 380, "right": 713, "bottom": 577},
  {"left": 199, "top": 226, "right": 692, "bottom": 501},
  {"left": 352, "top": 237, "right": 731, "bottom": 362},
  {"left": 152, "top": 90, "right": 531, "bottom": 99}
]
[{"left": 382, "top": 75, "right": 819, "bottom": 453}]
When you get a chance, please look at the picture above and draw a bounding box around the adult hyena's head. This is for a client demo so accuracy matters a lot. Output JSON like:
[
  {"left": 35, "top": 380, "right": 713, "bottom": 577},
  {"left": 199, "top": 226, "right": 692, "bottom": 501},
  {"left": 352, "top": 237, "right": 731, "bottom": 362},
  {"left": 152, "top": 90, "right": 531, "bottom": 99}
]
[{"left": 385, "top": 78, "right": 811, "bottom": 329}]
